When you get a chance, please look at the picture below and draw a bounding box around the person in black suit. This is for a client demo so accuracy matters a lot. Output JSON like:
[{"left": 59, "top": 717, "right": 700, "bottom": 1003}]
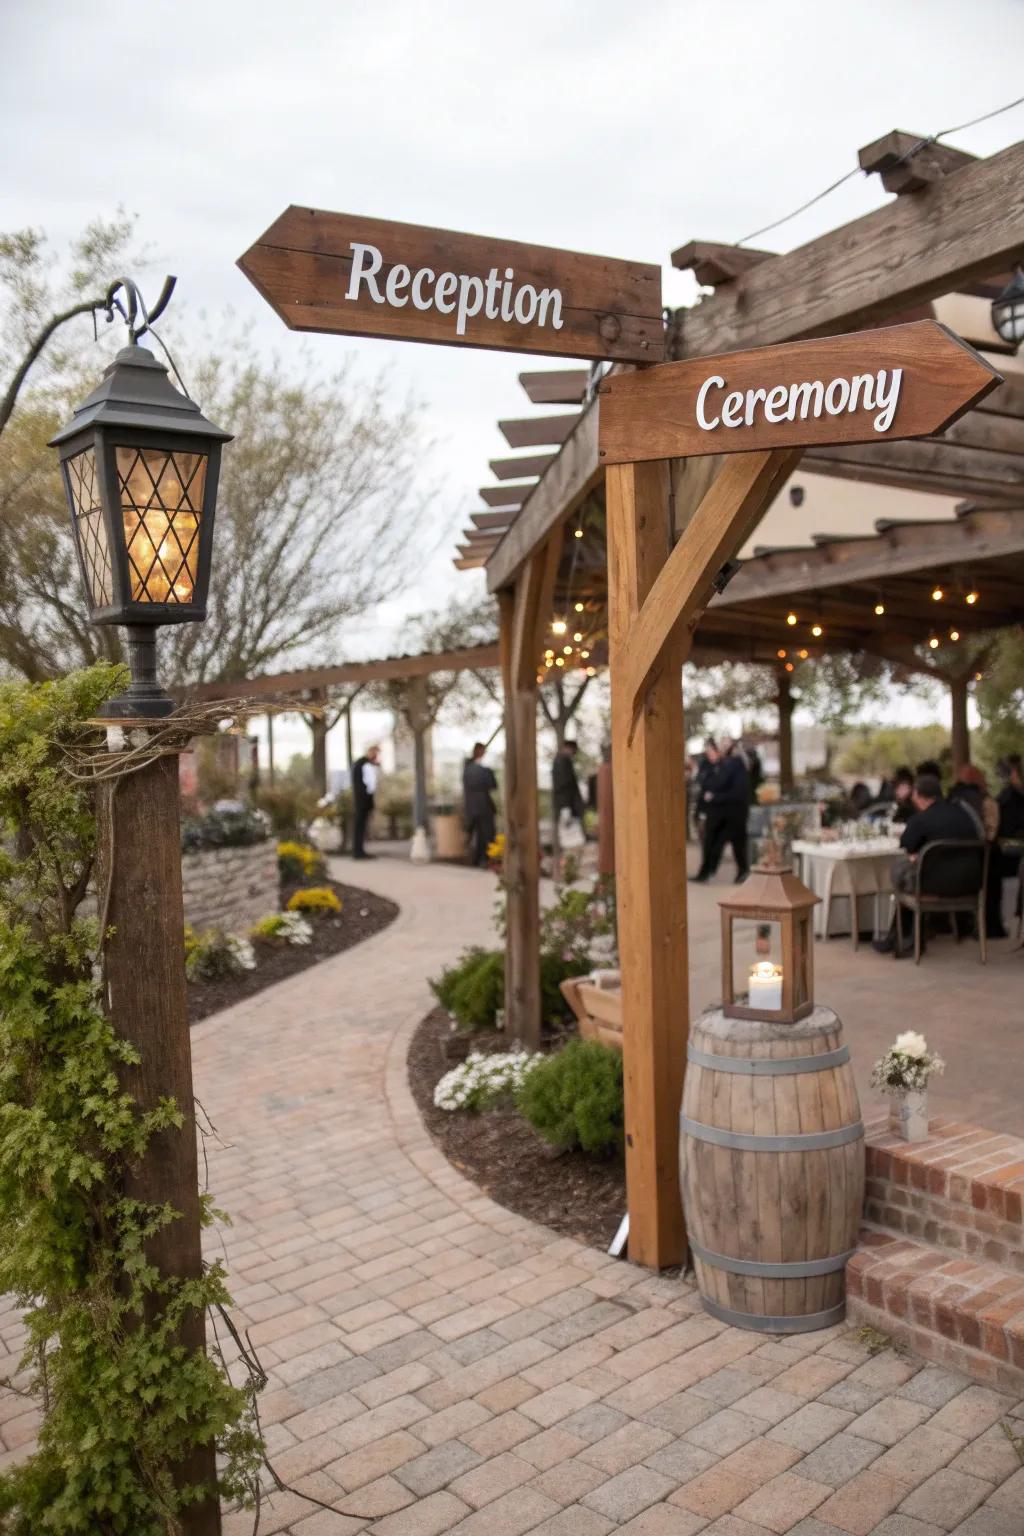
[
  {"left": 875, "top": 773, "right": 980, "bottom": 954},
  {"left": 692, "top": 741, "right": 750, "bottom": 883},
  {"left": 462, "top": 743, "right": 498, "bottom": 867},
  {"left": 350, "top": 745, "right": 380, "bottom": 860}
]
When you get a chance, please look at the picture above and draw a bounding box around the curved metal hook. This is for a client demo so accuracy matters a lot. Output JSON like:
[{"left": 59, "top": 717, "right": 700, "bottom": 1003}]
[{"left": 103, "top": 275, "right": 177, "bottom": 342}]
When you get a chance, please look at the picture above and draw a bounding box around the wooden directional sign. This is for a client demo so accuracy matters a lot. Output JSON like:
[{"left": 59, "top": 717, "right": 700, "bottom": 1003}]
[
  {"left": 597, "top": 321, "right": 1001, "bottom": 464},
  {"left": 239, "top": 208, "right": 665, "bottom": 363}
]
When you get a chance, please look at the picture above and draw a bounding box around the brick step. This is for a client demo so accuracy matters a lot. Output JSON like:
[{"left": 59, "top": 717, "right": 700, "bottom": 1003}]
[
  {"left": 847, "top": 1230, "right": 1024, "bottom": 1394},
  {"left": 864, "top": 1115, "right": 1024, "bottom": 1270}
]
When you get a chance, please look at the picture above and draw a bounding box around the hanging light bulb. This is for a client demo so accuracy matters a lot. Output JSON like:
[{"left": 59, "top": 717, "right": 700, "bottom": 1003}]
[
  {"left": 811, "top": 622, "right": 823, "bottom": 638},
  {"left": 555, "top": 657, "right": 564, "bottom": 667},
  {"left": 785, "top": 661, "right": 794, "bottom": 673},
  {"left": 586, "top": 666, "right": 596, "bottom": 677},
  {"left": 563, "top": 644, "right": 572, "bottom": 656},
  {"left": 777, "top": 649, "right": 787, "bottom": 659},
  {"left": 786, "top": 612, "right": 798, "bottom": 626},
  {"left": 931, "top": 586, "right": 944, "bottom": 602},
  {"left": 965, "top": 589, "right": 979, "bottom": 606},
  {"left": 799, "top": 648, "right": 809, "bottom": 660},
  {"left": 574, "top": 527, "right": 584, "bottom": 539},
  {"left": 551, "top": 617, "right": 567, "bottom": 635},
  {"left": 974, "top": 670, "right": 983, "bottom": 682},
  {"left": 874, "top": 600, "right": 885, "bottom": 617},
  {"left": 574, "top": 600, "right": 584, "bottom": 612},
  {"left": 928, "top": 634, "right": 940, "bottom": 650},
  {"left": 573, "top": 631, "right": 583, "bottom": 642},
  {"left": 949, "top": 628, "right": 960, "bottom": 642}
]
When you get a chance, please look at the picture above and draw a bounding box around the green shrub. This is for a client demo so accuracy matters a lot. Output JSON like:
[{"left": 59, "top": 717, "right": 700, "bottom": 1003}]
[
  {"left": 184, "top": 927, "right": 256, "bottom": 982},
  {"left": 517, "top": 1039, "right": 624, "bottom": 1156},
  {"left": 430, "top": 947, "right": 505, "bottom": 1030}
]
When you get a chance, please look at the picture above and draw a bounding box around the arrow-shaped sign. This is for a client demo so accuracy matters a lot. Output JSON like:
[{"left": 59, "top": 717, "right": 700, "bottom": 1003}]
[{"left": 597, "top": 320, "right": 1001, "bottom": 465}]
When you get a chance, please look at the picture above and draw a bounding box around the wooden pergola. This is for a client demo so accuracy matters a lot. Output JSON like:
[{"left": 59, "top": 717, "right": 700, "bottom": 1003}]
[
  {"left": 180, "top": 642, "right": 500, "bottom": 803},
  {"left": 459, "top": 128, "right": 1024, "bottom": 1269}
]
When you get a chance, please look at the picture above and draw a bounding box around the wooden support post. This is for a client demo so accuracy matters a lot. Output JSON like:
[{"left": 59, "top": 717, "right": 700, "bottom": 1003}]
[
  {"left": 607, "top": 449, "right": 801, "bottom": 1270},
  {"left": 308, "top": 688, "right": 329, "bottom": 796},
  {"left": 777, "top": 669, "right": 795, "bottom": 794},
  {"left": 597, "top": 757, "right": 615, "bottom": 878},
  {"left": 949, "top": 672, "right": 971, "bottom": 770},
  {"left": 499, "top": 533, "right": 561, "bottom": 1050},
  {"left": 266, "top": 711, "right": 275, "bottom": 786},
  {"left": 607, "top": 458, "right": 690, "bottom": 1270},
  {"left": 98, "top": 754, "right": 220, "bottom": 1535}
]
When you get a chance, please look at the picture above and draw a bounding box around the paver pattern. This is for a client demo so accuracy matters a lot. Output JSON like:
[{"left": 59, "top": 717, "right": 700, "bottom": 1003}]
[{"left": 0, "top": 854, "right": 1021, "bottom": 1535}]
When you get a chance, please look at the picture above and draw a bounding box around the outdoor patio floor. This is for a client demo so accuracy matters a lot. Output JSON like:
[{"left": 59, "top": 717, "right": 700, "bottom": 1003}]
[{"left": 186, "top": 851, "right": 1023, "bottom": 1534}]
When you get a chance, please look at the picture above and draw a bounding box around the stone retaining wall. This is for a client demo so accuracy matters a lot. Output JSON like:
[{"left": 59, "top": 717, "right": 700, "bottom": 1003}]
[{"left": 181, "top": 841, "right": 279, "bottom": 935}]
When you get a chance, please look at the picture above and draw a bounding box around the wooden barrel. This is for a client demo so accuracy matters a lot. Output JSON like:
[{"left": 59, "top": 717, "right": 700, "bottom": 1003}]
[{"left": 679, "top": 1006, "right": 864, "bottom": 1334}]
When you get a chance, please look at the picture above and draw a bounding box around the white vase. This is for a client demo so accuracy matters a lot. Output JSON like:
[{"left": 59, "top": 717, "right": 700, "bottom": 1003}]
[{"left": 890, "top": 1089, "right": 929, "bottom": 1142}]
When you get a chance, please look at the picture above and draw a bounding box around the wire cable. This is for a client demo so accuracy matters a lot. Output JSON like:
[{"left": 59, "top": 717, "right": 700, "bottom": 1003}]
[{"left": 735, "top": 92, "right": 1024, "bottom": 248}]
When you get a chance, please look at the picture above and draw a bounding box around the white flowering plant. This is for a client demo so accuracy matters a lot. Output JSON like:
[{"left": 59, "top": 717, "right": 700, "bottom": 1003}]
[
  {"left": 252, "top": 910, "right": 314, "bottom": 947},
  {"left": 184, "top": 926, "right": 257, "bottom": 982},
  {"left": 434, "top": 1050, "right": 541, "bottom": 1113},
  {"left": 870, "top": 1031, "right": 945, "bottom": 1095}
]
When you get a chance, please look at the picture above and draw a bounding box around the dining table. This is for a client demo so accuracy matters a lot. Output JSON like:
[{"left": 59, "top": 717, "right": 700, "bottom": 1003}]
[{"left": 791, "top": 834, "right": 902, "bottom": 948}]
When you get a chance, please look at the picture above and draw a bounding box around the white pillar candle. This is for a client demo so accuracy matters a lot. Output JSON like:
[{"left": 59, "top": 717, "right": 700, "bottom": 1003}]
[{"left": 748, "top": 962, "right": 783, "bottom": 1011}]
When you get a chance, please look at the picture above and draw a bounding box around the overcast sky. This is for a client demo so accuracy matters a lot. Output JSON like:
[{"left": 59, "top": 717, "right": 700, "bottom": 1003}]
[{"left": 3, "top": 0, "right": 1023, "bottom": 755}]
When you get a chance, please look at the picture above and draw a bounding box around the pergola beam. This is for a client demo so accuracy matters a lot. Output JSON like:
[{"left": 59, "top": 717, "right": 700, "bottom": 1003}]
[
  {"left": 489, "top": 453, "right": 556, "bottom": 480},
  {"left": 487, "top": 402, "right": 601, "bottom": 592},
  {"left": 677, "top": 137, "right": 1024, "bottom": 355},
  {"left": 499, "top": 413, "right": 580, "bottom": 449},
  {"left": 480, "top": 483, "right": 535, "bottom": 507},
  {"left": 178, "top": 643, "right": 502, "bottom": 702},
  {"left": 518, "top": 369, "right": 589, "bottom": 405}
]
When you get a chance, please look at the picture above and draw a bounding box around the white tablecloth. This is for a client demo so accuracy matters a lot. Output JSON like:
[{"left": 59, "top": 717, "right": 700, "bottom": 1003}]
[{"left": 792, "top": 838, "right": 901, "bottom": 941}]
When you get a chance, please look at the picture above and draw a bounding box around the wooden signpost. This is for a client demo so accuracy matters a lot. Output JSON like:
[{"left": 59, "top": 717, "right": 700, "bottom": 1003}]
[
  {"left": 598, "top": 319, "right": 1000, "bottom": 1269},
  {"left": 238, "top": 208, "right": 665, "bottom": 362}
]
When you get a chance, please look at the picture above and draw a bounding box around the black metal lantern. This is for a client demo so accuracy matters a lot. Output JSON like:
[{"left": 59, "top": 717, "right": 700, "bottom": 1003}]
[
  {"left": 991, "top": 267, "right": 1024, "bottom": 350},
  {"left": 50, "top": 333, "right": 232, "bottom": 718}
]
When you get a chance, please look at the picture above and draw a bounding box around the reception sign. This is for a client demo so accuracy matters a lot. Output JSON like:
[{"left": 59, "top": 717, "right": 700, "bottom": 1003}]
[
  {"left": 239, "top": 208, "right": 665, "bottom": 362},
  {"left": 597, "top": 320, "right": 1001, "bottom": 463}
]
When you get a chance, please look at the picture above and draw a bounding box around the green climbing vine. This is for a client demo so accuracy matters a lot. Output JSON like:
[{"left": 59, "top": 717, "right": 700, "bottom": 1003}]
[{"left": 0, "top": 663, "right": 263, "bottom": 1533}]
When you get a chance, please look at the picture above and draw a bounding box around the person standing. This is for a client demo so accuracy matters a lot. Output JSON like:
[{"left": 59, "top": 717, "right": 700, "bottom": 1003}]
[
  {"left": 692, "top": 740, "right": 750, "bottom": 883},
  {"left": 462, "top": 742, "right": 498, "bottom": 868},
  {"left": 350, "top": 744, "right": 380, "bottom": 860},
  {"left": 552, "top": 739, "right": 585, "bottom": 841}
]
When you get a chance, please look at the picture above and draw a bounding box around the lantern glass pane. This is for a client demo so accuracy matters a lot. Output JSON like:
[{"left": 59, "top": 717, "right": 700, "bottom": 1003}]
[
  {"left": 116, "top": 447, "right": 207, "bottom": 604},
  {"left": 732, "top": 917, "right": 783, "bottom": 1011},
  {"left": 794, "top": 912, "right": 812, "bottom": 1012},
  {"left": 65, "top": 447, "right": 113, "bottom": 607}
]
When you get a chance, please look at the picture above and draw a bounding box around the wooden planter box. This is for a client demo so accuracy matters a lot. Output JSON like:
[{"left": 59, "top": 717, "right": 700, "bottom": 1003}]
[{"left": 560, "top": 970, "right": 623, "bottom": 1050}]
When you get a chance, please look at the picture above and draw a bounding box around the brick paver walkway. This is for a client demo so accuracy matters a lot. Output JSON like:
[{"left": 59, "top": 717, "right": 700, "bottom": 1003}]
[{"left": 182, "top": 857, "right": 1023, "bottom": 1536}]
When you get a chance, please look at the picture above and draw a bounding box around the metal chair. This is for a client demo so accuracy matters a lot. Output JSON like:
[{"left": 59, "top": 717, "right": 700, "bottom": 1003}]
[{"left": 892, "top": 840, "right": 990, "bottom": 965}]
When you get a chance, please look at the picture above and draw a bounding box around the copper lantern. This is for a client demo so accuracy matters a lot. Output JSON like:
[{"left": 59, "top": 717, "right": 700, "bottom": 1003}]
[{"left": 719, "top": 850, "right": 819, "bottom": 1024}]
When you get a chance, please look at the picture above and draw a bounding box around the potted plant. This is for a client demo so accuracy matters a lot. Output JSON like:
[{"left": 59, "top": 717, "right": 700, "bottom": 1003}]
[{"left": 870, "top": 1031, "right": 945, "bottom": 1141}]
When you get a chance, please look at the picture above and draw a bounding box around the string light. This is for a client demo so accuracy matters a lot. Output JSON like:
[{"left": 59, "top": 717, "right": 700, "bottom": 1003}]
[
  {"left": 573, "top": 631, "right": 583, "bottom": 642},
  {"left": 574, "top": 527, "right": 584, "bottom": 539},
  {"left": 931, "top": 586, "right": 944, "bottom": 602},
  {"left": 965, "top": 589, "right": 979, "bottom": 605},
  {"left": 811, "top": 622, "right": 823, "bottom": 638},
  {"left": 799, "top": 648, "right": 809, "bottom": 660},
  {"left": 555, "top": 657, "right": 564, "bottom": 667},
  {"left": 777, "top": 648, "right": 787, "bottom": 659},
  {"left": 580, "top": 649, "right": 590, "bottom": 659},
  {"left": 586, "top": 666, "right": 596, "bottom": 677},
  {"left": 563, "top": 644, "right": 572, "bottom": 656},
  {"left": 974, "top": 670, "right": 983, "bottom": 681},
  {"left": 928, "top": 634, "right": 940, "bottom": 650},
  {"left": 574, "top": 601, "right": 584, "bottom": 612},
  {"left": 786, "top": 612, "right": 798, "bottom": 626},
  {"left": 785, "top": 661, "right": 795, "bottom": 673},
  {"left": 949, "top": 628, "right": 960, "bottom": 642},
  {"left": 874, "top": 600, "right": 885, "bottom": 616},
  {"left": 551, "top": 617, "right": 566, "bottom": 635}
]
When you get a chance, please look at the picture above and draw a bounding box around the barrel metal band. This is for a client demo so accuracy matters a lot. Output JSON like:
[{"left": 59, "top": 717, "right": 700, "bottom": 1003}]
[
  {"left": 686, "top": 1044, "right": 850, "bottom": 1076},
  {"left": 679, "top": 1115, "right": 864, "bottom": 1152},
  {"left": 689, "top": 1237, "right": 856, "bottom": 1279},
  {"left": 700, "top": 1296, "right": 847, "bottom": 1334}
]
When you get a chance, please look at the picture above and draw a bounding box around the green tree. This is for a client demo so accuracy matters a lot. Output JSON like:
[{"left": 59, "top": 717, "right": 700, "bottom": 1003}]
[{"left": 974, "top": 627, "right": 1024, "bottom": 773}]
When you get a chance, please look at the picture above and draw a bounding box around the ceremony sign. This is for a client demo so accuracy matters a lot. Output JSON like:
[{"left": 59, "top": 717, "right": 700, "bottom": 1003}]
[
  {"left": 597, "top": 320, "right": 1000, "bottom": 463},
  {"left": 239, "top": 208, "right": 665, "bottom": 362}
]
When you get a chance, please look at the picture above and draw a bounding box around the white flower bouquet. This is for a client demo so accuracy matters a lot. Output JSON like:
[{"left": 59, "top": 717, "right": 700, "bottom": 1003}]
[
  {"left": 434, "top": 1049, "right": 540, "bottom": 1113},
  {"left": 870, "top": 1031, "right": 945, "bottom": 1096}
]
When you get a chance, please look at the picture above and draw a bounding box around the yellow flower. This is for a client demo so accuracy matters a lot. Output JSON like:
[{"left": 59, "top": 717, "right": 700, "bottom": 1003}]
[
  {"left": 487, "top": 834, "right": 506, "bottom": 860},
  {"left": 286, "top": 885, "right": 341, "bottom": 914}
]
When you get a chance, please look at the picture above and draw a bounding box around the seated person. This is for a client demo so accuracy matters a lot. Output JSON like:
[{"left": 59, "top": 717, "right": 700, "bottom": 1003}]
[
  {"left": 889, "top": 766, "right": 915, "bottom": 825},
  {"left": 875, "top": 774, "right": 981, "bottom": 954}
]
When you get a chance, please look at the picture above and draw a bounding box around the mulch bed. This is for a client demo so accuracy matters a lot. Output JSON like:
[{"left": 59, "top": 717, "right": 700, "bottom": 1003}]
[
  {"left": 407, "top": 1006, "right": 627, "bottom": 1252},
  {"left": 187, "top": 879, "right": 398, "bottom": 1024}
]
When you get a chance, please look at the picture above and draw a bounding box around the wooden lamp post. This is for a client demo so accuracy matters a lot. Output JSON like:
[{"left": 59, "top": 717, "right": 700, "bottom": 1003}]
[
  {"left": 50, "top": 282, "right": 231, "bottom": 1536},
  {"left": 718, "top": 842, "right": 818, "bottom": 1024}
]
